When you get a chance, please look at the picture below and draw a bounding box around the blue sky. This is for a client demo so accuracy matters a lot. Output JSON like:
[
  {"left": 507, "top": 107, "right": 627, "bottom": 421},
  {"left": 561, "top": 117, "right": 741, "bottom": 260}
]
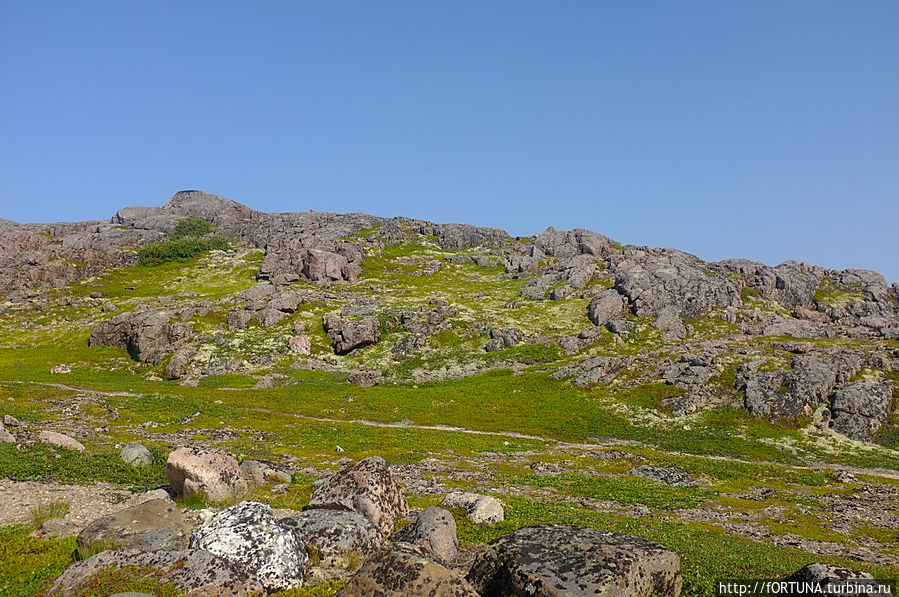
[{"left": 1, "top": 1, "right": 897, "bottom": 281}]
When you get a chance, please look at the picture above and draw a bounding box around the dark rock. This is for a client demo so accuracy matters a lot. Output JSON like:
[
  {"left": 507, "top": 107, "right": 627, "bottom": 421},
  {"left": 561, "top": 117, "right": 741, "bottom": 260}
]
[
  {"left": 48, "top": 549, "right": 263, "bottom": 597},
  {"left": 783, "top": 563, "right": 877, "bottom": 595},
  {"left": 76, "top": 498, "right": 190, "bottom": 554},
  {"left": 336, "top": 542, "right": 479, "bottom": 597},
  {"left": 830, "top": 379, "right": 894, "bottom": 441},
  {"left": 280, "top": 509, "right": 383, "bottom": 581},
  {"left": 466, "top": 524, "right": 682, "bottom": 597},
  {"left": 89, "top": 311, "right": 192, "bottom": 364},
  {"left": 227, "top": 310, "right": 255, "bottom": 329},
  {"left": 323, "top": 315, "right": 380, "bottom": 354}
]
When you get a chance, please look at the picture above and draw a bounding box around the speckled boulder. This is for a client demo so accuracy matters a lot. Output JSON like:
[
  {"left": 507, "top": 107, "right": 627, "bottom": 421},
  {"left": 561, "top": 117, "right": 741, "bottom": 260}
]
[
  {"left": 336, "top": 543, "right": 479, "bottom": 597},
  {"left": 76, "top": 498, "right": 190, "bottom": 553},
  {"left": 47, "top": 549, "right": 263, "bottom": 596},
  {"left": 466, "top": 524, "right": 682, "bottom": 597},
  {"left": 165, "top": 446, "right": 247, "bottom": 501},
  {"left": 190, "top": 501, "right": 307, "bottom": 592},
  {"left": 307, "top": 457, "right": 409, "bottom": 535},
  {"left": 784, "top": 563, "right": 877, "bottom": 592},
  {"left": 120, "top": 443, "right": 153, "bottom": 467},
  {"left": 393, "top": 506, "right": 459, "bottom": 564},
  {"left": 280, "top": 509, "right": 383, "bottom": 581},
  {"left": 441, "top": 491, "right": 504, "bottom": 524}
]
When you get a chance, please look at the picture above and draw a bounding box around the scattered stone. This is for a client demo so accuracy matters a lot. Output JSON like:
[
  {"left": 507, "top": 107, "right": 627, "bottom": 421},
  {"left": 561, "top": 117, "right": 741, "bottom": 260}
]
[
  {"left": 393, "top": 506, "right": 459, "bottom": 564},
  {"left": 120, "top": 443, "right": 153, "bottom": 467},
  {"left": 0, "top": 421, "right": 14, "bottom": 443},
  {"left": 288, "top": 335, "right": 312, "bottom": 354},
  {"left": 467, "top": 524, "right": 682, "bottom": 597},
  {"left": 48, "top": 549, "right": 263, "bottom": 597},
  {"left": 165, "top": 447, "right": 248, "bottom": 501},
  {"left": 307, "top": 456, "right": 409, "bottom": 535},
  {"left": 39, "top": 431, "right": 85, "bottom": 452},
  {"left": 76, "top": 498, "right": 190, "bottom": 554},
  {"left": 50, "top": 364, "right": 71, "bottom": 374},
  {"left": 190, "top": 501, "right": 307, "bottom": 592},
  {"left": 441, "top": 491, "right": 503, "bottom": 524},
  {"left": 630, "top": 465, "right": 693, "bottom": 486},
  {"left": 830, "top": 470, "right": 858, "bottom": 483},
  {"left": 239, "top": 460, "right": 292, "bottom": 487},
  {"left": 336, "top": 542, "right": 479, "bottom": 597}
]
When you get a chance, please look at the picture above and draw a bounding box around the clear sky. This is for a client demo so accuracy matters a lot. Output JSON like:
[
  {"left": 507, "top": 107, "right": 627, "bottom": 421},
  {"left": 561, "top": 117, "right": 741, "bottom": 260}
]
[{"left": 1, "top": 1, "right": 897, "bottom": 281}]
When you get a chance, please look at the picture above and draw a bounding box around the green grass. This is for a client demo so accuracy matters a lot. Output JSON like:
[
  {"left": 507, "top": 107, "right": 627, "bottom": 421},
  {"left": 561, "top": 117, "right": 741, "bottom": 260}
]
[
  {"left": 0, "top": 526, "right": 77, "bottom": 597},
  {"left": 29, "top": 502, "right": 70, "bottom": 528},
  {"left": 138, "top": 236, "right": 230, "bottom": 266}
]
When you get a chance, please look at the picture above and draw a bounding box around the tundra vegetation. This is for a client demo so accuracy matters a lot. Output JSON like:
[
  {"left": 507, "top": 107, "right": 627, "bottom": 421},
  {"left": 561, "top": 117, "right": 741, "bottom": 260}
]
[{"left": 0, "top": 191, "right": 897, "bottom": 596}]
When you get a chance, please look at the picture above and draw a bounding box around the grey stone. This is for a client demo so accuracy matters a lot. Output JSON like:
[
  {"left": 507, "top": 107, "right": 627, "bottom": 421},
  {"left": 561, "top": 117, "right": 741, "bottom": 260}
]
[
  {"left": 830, "top": 379, "right": 894, "bottom": 441},
  {"left": 336, "top": 542, "right": 479, "bottom": 597},
  {"left": 280, "top": 509, "right": 383, "bottom": 580},
  {"left": 120, "top": 443, "right": 153, "bottom": 467},
  {"left": 76, "top": 498, "right": 190, "bottom": 553},
  {"left": 166, "top": 446, "right": 248, "bottom": 501},
  {"left": 190, "top": 501, "right": 307, "bottom": 592},
  {"left": 240, "top": 460, "right": 292, "bottom": 487},
  {"left": 0, "top": 421, "right": 14, "bottom": 443},
  {"left": 441, "top": 491, "right": 503, "bottom": 524},
  {"left": 307, "top": 456, "right": 409, "bottom": 535},
  {"left": 393, "top": 506, "right": 459, "bottom": 564},
  {"left": 48, "top": 548, "right": 262, "bottom": 597},
  {"left": 89, "top": 310, "right": 193, "bottom": 364},
  {"left": 588, "top": 289, "right": 626, "bottom": 326},
  {"left": 227, "top": 310, "right": 255, "bottom": 329},
  {"left": 466, "top": 524, "right": 682, "bottom": 597},
  {"left": 630, "top": 465, "right": 693, "bottom": 486},
  {"left": 323, "top": 315, "right": 380, "bottom": 354},
  {"left": 257, "top": 307, "right": 287, "bottom": 327},
  {"left": 783, "top": 563, "right": 877, "bottom": 594}
]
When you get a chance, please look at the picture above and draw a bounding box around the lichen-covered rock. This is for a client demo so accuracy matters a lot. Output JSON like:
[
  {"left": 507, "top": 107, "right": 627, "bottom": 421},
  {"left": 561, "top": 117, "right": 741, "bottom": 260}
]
[
  {"left": 466, "top": 524, "right": 682, "bottom": 597},
  {"left": 227, "top": 310, "right": 255, "bottom": 329},
  {"left": 257, "top": 307, "right": 287, "bottom": 327},
  {"left": 323, "top": 315, "right": 380, "bottom": 354},
  {"left": 288, "top": 334, "right": 312, "bottom": 354},
  {"left": 165, "top": 447, "right": 247, "bottom": 501},
  {"left": 120, "top": 443, "right": 153, "bottom": 467},
  {"left": 393, "top": 506, "right": 459, "bottom": 564},
  {"left": 189, "top": 501, "right": 307, "bottom": 592},
  {"left": 441, "top": 491, "right": 503, "bottom": 524},
  {"left": 279, "top": 509, "right": 383, "bottom": 581},
  {"left": 307, "top": 456, "right": 409, "bottom": 535},
  {"left": 76, "top": 498, "right": 190, "bottom": 553},
  {"left": 763, "top": 317, "right": 829, "bottom": 339},
  {"left": 39, "top": 431, "right": 85, "bottom": 451},
  {"left": 336, "top": 543, "right": 479, "bottom": 597},
  {"left": 47, "top": 549, "right": 263, "bottom": 596}
]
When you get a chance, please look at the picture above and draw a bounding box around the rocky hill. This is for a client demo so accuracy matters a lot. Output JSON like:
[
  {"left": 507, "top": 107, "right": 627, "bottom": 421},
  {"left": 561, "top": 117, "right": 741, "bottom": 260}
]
[{"left": 0, "top": 191, "right": 897, "bottom": 596}]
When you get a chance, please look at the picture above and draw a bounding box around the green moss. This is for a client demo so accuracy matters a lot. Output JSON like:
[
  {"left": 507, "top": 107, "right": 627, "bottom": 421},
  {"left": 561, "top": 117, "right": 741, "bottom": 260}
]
[
  {"left": 0, "top": 526, "right": 77, "bottom": 597},
  {"left": 813, "top": 277, "right": 865, "bottom": 307}
]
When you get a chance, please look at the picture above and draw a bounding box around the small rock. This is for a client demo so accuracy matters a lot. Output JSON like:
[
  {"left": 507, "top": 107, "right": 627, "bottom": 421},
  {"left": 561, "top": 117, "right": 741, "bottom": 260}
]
[
  {"left": 50, "top": 364, "right": 71, "bottom": 374},
  {"left": 630, "top": 465, "right": 693, "bottom": 486},
  {"left": 2, "top": 414, "right": 19, "bottom": 426},
  {"left": 784, "top": 563, "right": 877, "bottom": 592},
  {"left": 240, "top": 460, "right": 292, "bottom": 487},
  {"left": 0, "top": 421, "right": 14, "bottom": 443},
  {"left": 830, "top": 470, "right": 858, "bottom": 484},
  {"left": 288, "top": 335, "right": 312, "bottom": 354},
  {"left": 441, "top": 491, "right": 503, "bottom": 524},
  {"left": 120, "top": 443, "right": 153, "bottom": 467},
  {"left": 39, "top": 431, "right": 85, "bottom": 451}
]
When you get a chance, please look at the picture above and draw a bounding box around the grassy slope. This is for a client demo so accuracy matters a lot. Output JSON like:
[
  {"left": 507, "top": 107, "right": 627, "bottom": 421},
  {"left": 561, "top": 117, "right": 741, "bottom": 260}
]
[{"left": 1, "top": 237, "right": 898, "bottom": 596}]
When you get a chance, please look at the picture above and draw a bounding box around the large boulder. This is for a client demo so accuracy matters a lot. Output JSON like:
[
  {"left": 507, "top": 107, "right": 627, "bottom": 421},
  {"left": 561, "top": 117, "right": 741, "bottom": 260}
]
[
  {"left": 336, "top": 543, "right": 480, "bottom": 597},
  {"left": 279, "top": 509, "right": 384, "bottom": 581},
  {"left": 393, "top": 506, "right": 459, "bottom": 564},
  {"left": 165, "top": 447, "right": 248, "bottom": 502},
  {"left": 784, "top": 563, "right": 878, "bottom": 594},
  {"left": 304, "top": 249, "right": 355, "bottom": 283},
  {"left": 46, "top": 549, "right": 263, "bottom": 596},
  {"left": 830, "top": 379, "right": 894, "bottom": 441},
  {"left": 467, "top": 525, "right": 682, "bottom": 597},
  {"left": 588, "top": 289, "right": 626, "bottom": 326},
  {"left": 76, "top": 498, "right": 190, "bottom": 554},
  {"left": 189, "top": 501, "right": 307, "bottom": 592},
  {"left": 307, "top": 456, "right": 409, "bottom": 535},
  {"left": 441, "top": 491, "right": 503, "bottom": 524},
  {"left": 323, "top": 315, "right": 380, "bottom": 354},
  {"left": 89, "top": 310, "right": 193, "bottom": 364}
]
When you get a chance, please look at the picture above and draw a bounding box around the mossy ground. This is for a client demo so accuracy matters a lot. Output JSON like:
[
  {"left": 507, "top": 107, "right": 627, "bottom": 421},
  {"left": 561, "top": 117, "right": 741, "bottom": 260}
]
[{"left": 1, "top": 236, "right": 898, "bottom": 595}]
